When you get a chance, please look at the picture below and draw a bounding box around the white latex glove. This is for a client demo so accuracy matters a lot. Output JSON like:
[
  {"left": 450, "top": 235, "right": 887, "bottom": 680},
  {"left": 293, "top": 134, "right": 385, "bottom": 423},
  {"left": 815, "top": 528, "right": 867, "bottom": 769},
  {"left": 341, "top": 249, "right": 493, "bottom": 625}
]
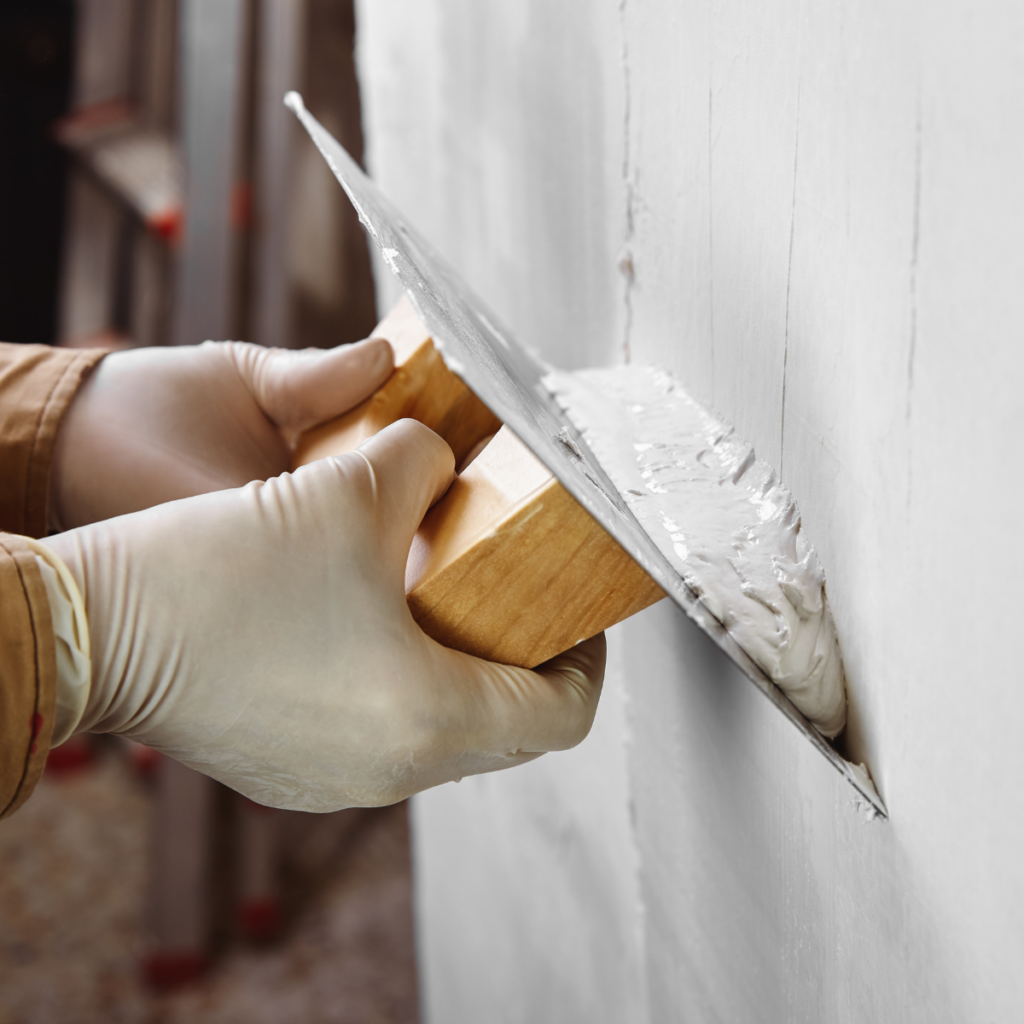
[
  {"left": 41, "top": 420, "right": 606, "bottom": 811},
  {"left": 50, "top": 338, "right": 394, "bottom": 529}
]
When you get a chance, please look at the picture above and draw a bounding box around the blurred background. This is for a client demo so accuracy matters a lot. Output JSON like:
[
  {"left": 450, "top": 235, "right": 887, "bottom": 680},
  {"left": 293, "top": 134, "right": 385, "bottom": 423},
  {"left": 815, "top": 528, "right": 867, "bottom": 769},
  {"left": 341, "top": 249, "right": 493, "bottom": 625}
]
[
  {"left": 0, "top": 1, "right": 417, "bottom": 1020},
  {"left": 0, "top": 0, "right": 377, "bottom": 351}
]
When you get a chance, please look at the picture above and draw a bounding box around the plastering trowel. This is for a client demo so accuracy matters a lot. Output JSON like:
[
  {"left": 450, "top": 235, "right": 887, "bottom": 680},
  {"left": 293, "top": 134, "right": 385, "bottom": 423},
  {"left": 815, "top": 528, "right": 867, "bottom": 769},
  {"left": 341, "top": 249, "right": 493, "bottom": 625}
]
[{"left": 285, "top": 92, "right": 886, "bottom": 820}]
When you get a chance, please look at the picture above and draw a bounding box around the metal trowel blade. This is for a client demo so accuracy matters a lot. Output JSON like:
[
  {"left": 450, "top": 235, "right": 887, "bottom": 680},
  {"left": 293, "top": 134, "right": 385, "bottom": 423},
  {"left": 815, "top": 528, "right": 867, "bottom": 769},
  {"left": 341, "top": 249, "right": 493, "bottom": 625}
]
[{"left": 285, "top": 92, "right": 886, "bottom": 820}]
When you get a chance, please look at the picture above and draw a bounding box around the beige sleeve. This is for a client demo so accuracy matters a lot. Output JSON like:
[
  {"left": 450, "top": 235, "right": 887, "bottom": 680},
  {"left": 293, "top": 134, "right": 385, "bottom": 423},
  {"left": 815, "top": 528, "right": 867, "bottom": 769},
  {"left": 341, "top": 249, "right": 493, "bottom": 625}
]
[
  {"left": 0, "top": 343, "right": 105, "bottom": 815},
  {"left": 0, "top": 343, "right": 106, "bottom": 538},
  {"left": 0, "top": 534, "right": 57, "bottom": 819}
]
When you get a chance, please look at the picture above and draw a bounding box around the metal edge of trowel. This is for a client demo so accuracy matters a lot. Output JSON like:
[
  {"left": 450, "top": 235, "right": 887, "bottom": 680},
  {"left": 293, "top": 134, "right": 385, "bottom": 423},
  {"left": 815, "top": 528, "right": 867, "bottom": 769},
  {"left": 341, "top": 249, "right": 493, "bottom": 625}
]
[{"left": 284, "top": 92, "right": 887, "bottom": 821}]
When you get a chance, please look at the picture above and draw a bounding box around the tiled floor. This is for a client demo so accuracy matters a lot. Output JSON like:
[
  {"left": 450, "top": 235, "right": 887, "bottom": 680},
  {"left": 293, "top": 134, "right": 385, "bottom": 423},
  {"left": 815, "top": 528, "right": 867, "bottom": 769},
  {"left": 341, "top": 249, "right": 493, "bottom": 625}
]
[{"left": 0, "top": 747, "right": 419, "bottom": 1024}]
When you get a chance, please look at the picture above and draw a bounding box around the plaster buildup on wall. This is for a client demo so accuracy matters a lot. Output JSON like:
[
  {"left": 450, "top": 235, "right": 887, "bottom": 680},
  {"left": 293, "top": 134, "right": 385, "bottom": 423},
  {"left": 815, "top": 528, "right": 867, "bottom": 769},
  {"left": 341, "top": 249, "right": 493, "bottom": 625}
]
[{"left": 356, "top": 2, "right": 1024, "bottom": 1022}]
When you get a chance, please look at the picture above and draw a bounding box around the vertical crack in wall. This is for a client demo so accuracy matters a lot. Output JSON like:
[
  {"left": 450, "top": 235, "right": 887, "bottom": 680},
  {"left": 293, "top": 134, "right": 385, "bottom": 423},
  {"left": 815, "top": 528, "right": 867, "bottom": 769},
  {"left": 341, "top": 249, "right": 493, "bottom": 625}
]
[
  {"left": 906, "top": 94, "right": 922, "bottom": 516},
  {"left": 780, "top": 81, "right": 801, "bottom": 478},
  {"left": 616, "top": 8, "right": 653, "bottom": 1017},
  {"left": 618, "top": 0, "right": 635, "bottom": 364}
]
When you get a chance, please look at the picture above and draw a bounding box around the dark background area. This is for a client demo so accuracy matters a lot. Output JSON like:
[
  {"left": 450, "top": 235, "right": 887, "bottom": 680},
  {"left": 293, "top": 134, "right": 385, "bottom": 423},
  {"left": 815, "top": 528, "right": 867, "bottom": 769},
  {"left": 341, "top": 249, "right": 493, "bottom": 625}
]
[{"left": 0, "top": 0, "right": 75, "bottom": 345}]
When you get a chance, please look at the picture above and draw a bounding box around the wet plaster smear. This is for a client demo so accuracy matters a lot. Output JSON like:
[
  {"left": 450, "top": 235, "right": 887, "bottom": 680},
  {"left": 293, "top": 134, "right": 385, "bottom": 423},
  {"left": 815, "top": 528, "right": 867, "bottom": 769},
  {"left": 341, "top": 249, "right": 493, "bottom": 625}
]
[{"left": 545, "top": 366, "right": 846, "bottom": 738}]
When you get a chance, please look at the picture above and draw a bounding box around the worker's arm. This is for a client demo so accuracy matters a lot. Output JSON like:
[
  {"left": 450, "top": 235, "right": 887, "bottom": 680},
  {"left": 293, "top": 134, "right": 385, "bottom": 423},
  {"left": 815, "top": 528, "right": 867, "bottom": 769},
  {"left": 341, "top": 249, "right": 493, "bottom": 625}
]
[
  {"left": 1, "top": 337, "right": 391, "bottom": 812},
  {"left": 0, "top": 337, "right": 394, "bottom": 813},
  {"left": 2, "top": 339, "right": 604, "bottom": 813},
  {"left": 40, "top": 419, "right": 605, "bottom": 811},
  {"left": 0, "top": 343, "right": 105, "bottom": 818}
]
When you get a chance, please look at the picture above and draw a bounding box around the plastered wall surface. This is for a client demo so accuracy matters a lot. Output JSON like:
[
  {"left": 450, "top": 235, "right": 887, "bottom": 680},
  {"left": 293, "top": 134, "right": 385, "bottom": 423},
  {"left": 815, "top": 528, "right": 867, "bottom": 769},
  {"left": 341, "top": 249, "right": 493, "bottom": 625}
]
[{"left": 355, "top": 3, "right": 1024, "bottom": 1021}]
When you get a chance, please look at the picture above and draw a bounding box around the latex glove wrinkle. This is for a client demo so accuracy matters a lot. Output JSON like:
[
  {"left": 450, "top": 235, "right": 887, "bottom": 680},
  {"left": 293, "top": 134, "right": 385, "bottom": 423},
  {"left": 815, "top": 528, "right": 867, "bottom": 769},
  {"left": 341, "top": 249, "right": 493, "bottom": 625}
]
[
  {"left": 50, "top": 338, "right": 394, "bottom": 529},
  {"left": 42, "top": 420, "right": 606, "bottom": 811}
]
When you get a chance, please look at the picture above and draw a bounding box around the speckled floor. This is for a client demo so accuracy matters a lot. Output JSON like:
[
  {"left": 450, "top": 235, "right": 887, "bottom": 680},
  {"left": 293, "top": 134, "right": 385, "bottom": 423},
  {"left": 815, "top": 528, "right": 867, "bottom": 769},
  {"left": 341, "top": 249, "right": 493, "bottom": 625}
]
[{"left": 0, "top": 746, "right": 419, "bottom": 1024}]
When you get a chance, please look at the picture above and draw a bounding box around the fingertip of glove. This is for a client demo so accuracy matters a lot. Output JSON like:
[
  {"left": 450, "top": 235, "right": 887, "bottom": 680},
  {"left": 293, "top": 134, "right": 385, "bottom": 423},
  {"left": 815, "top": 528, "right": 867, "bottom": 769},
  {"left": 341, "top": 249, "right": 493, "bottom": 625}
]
[
  {"left": 318, "top": 335, "right": 394, "bottom": 383},
  {"left": 359, "top": 419, "right": 456, "bottom": 475},
  {"left": 361, "top": 335, "right": 395, "bottom": 377}
]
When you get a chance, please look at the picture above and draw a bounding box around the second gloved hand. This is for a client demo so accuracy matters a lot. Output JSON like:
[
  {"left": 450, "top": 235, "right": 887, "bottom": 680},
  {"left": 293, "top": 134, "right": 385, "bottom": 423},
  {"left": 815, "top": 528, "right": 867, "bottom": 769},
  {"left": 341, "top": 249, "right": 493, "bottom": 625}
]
[
  {"left": 49, "top": 337, "right": 395, "bottom": 529},
  {"left": 41, "top": 420, "right": 605, "bottom": 811}
]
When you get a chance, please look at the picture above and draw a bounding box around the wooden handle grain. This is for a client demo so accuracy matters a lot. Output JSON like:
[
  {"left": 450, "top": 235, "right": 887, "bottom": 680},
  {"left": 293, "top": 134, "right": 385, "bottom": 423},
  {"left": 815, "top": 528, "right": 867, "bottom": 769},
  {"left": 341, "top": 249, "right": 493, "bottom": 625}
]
[{"left": 292, "top": 298, "right": 664, "bottom": 667}]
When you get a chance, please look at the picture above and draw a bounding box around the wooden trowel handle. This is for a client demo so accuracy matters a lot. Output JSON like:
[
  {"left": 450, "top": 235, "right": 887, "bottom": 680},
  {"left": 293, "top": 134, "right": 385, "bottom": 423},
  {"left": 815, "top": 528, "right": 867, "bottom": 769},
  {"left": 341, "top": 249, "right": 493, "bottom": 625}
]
[{"left": 292, "top": 298, "right": 664, "bottom": 667}]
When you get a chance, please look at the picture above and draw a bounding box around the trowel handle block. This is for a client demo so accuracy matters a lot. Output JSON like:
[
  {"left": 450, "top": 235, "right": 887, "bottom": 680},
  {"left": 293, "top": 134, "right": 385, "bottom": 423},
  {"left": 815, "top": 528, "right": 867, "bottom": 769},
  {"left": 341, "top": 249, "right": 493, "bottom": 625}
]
[
  {"left": 292, "top": 299, "right": 665, "bottom": 668},
  {"left": 406, "top": 425, "right": 665, "bottom": 667},
  {"left": 292, "top": 295, "right": 502, "bottom": 468}
]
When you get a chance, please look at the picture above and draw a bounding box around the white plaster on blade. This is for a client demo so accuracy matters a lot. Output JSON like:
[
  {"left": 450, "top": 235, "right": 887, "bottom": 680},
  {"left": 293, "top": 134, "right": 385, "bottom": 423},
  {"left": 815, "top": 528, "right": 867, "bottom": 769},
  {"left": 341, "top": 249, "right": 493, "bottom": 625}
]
[
  {"left": 381, "top": 246, "right": 401, "bottom": 274},
  {"left": 850, "top": 761, "right": 883, "bottom": 822},
  {"left": 545, "top": 364, "right": 847, "bottom": 737}
]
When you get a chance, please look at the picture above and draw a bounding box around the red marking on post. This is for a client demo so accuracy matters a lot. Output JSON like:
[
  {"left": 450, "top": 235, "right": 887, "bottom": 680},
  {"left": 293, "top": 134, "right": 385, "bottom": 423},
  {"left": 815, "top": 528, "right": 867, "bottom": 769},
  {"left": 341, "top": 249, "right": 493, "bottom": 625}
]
[
  {"left": 147, "top": 206, "right": 183, "bottom": 243},
  {"left": 237, "top": 898, "right": 284, "bottom": 944},
  {"left": 142, "top": 950, "right": 210, "bottom": 990}
]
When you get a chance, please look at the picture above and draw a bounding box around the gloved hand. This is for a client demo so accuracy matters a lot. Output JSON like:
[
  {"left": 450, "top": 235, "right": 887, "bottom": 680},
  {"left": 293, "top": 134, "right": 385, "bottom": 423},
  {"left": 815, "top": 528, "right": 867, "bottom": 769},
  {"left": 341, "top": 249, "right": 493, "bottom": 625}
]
[
  {"left": 41, "top": 420, "right": 606, "bottom": 811},
  {"left": 50, "top": 338, "right": 394, "bottom": 529}
]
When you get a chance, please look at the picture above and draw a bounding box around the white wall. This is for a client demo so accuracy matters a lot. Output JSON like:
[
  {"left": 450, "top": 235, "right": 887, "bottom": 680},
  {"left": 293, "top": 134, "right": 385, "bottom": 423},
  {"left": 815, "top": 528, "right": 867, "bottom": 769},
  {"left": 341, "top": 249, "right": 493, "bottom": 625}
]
[{"left": 355, "top": 3, "right": 1024, "bottom": 1021}]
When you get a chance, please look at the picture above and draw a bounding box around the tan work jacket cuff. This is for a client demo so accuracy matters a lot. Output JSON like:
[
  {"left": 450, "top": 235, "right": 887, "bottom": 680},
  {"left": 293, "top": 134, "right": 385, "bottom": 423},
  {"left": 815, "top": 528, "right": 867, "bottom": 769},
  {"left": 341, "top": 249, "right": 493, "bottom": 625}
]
[
  {"left": 0, "top": 533, "right": 57, "bottom": 819},
  {"left": 0, "top": 345, "right": 106, "bottom": 538}
]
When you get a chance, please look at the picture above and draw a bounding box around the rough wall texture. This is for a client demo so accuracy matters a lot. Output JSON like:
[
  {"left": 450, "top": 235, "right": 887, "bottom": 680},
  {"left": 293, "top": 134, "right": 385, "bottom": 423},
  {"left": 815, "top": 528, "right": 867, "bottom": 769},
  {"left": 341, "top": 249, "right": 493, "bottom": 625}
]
[{"left": 354, "top": 2, "right": 1024, "bottom": 1021}]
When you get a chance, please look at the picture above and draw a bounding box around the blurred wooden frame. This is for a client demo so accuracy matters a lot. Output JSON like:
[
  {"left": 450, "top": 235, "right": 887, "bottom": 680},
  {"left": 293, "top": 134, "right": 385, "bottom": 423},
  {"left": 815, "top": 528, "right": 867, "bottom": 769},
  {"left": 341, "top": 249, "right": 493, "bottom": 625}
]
[{"left": 293, "top": 297, "right": 664, "bottom": 668}]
